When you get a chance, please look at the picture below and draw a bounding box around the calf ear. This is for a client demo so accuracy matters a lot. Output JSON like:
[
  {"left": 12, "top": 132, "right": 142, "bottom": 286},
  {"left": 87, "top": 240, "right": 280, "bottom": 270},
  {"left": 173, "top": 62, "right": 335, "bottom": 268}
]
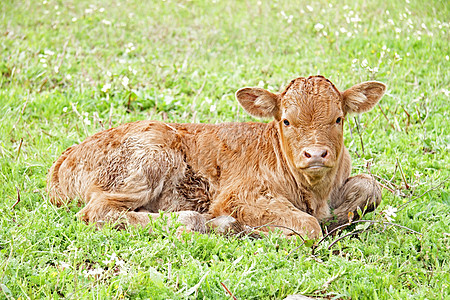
[
  {"left": 236, "top": 87, "right": 280, "bottom": 118},
  {"left": 342, "top": 81, "right": 386, "bottom": 114}
]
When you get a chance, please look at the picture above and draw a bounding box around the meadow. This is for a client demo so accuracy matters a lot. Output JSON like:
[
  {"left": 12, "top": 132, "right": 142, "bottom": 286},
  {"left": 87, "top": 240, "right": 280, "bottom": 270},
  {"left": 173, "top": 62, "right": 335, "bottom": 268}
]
[{"left": 0, "top": 0, "right": 449, "bottom": 299}]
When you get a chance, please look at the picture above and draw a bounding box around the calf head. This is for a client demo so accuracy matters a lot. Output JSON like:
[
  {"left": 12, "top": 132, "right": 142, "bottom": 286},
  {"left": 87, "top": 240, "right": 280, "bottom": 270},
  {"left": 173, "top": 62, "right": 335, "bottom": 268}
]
[{"left": 236, "top": 76, "right": 386, "bottom": 185}]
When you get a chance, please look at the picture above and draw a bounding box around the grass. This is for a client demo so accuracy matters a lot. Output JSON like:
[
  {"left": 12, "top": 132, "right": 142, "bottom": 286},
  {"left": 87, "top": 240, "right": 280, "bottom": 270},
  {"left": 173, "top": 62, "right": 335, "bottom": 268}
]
[{"left": 0, "top": 0, "right": 449, "bottom": 299}]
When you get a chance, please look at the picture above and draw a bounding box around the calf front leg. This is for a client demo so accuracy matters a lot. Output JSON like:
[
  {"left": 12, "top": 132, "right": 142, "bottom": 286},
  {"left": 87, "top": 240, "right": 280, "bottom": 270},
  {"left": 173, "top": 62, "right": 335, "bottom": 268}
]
[
  {"left": 324, "top": 174, "right": 381, "bottom": 232},
  {"left": 210, "top": 194, "right": 323, "bottom": 239}
]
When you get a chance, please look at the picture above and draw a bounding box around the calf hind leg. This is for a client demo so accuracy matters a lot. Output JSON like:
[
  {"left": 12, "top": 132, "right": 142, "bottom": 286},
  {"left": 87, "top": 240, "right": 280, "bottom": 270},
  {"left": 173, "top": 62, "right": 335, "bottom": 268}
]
[
  {"left": 77, "top": 189, "right": 208, "bottom": 233},
  {"left": 325, "top": 174, "right": 381, "bottom": 232}
]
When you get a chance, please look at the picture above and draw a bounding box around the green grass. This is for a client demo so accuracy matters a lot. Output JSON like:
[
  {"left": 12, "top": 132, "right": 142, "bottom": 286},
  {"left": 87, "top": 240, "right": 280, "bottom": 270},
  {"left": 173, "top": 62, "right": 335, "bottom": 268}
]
[{"left": 1, "top": 0, "right": 449, "bottom": 299}]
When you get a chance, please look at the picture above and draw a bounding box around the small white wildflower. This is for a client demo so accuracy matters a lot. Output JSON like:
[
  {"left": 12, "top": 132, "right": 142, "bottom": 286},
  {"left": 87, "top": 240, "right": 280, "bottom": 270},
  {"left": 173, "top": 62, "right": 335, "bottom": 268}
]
[
  {"left": 101, "top": 83, "right": 111, "bottom": 92},
  {"left": 395, "top": 27, "right": 401, "bottom": 33},
  {"left": 83, "top": 267, "right": 104, "bottom": 277},
  {"left": 258, "top": 80, "right": 265, "bottom": 88},
  {"left": 101, "top": 19, "right": 112, "bottom": 25},
  {"left": 72, "top": 17, "right": 77, "bottom": 22},
  {"left": 65, "top": 74, "right": 72, "bottom": 80},
  {"left": 85, "top": 8, "right": 93, "bottom": 14},
  {"left": 306, "top": 5, "right": 313, "bottom": 12},
  {"left": 99, "top": 7, "right": 105, "bottom": 12},
  {"left": 340, "top": 27, "right": 347, "bottom": 33},
  {"left": 59, "top": 261, "right": 70, "bottom": 269},
  {"left": 40, "top": 58, "right": 47, "bottom": 64},
  {"left": 63, "top": 107, "right": 68, "bottom": 112},
  {"left": 106, "top": 71, "right": 112, "bottom": 77},
  {"left": 121, "top": 76, "right": 129, "bottom": 88},
  {"left": 361, "top": 59, "right": 368, "bottom": 68},
  {"left": 314, "top": 23, "right": 324, "bottom": 31},
  {"left": 164, "top": 95, "right": 174, "bottom": 105},
  {"left": 383, "top": 206, "right": 398, "bottom": 222},
  {"left": 210, "top": 104, "right": 216, "bottom": 112},
  {"left": 54, "top": 66, "right": 59, "bottom": 73},
  {"left": 44, "top": 49, "right": 55, "bottom": 56},
  {"left": 394, "top": 52, "right": 402, "bottom": 61},
  {"left": 205, "top": 97, "right": 212, "bottom": 104},
  {"left": 446, "top": 55, "right": 449, "bottom": 61}
]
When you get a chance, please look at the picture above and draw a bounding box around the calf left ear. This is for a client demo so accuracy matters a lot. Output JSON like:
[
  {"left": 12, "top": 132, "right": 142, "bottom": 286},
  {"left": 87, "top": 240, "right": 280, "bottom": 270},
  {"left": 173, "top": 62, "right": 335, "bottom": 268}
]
[
  {"left": 236, "top": 87, "right": 280, "bottom": 119},
  {"left": 342, "top": 81, "right": 386, "bottom": 114}
]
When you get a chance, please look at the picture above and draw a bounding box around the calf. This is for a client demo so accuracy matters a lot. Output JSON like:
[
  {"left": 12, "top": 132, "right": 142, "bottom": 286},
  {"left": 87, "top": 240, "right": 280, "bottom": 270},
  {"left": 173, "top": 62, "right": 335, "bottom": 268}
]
[{"left": 47, "top": 76, "right": 385, "bottom": 239}]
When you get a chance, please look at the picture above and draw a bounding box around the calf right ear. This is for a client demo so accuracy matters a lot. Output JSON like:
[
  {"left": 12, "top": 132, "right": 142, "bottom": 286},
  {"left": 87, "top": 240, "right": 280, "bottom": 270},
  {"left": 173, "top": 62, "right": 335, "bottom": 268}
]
[
  {"left": 342, "top": 81, "right": 386, "bottom": 114},
  {"left": 236, "top": 87, "right": 280, "bottom": 119}
]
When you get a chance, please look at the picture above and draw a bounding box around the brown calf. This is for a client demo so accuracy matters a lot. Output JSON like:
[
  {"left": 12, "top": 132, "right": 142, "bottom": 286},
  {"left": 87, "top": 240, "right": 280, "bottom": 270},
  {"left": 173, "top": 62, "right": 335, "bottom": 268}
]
[{"left": 47, "top": 76, "right": 385, "bottom": 239}]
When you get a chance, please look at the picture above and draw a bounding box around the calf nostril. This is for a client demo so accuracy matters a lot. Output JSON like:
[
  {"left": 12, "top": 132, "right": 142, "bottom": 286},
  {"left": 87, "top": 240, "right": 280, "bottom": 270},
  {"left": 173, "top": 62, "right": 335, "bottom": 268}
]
[
  {"left": 304, "top": 151, "right": 311, "bottom": 158},
  {"left": 321, "top": 150, "right": 328, "bottom": 158}
]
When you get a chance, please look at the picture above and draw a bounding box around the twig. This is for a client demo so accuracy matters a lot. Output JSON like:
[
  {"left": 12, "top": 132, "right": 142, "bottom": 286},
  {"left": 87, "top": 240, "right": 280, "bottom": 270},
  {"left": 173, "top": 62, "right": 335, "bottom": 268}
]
[
  {"left": 248, "top": 224, "right": 306, "bottom": 242},
  {"left": 328, "top": 230, "right": 364, "bottom": 249},
  {"left": 11, "top": 187, "right": 21, "bottom": 209},
  {"left": 396, "top": 157, "right": 410, "bottom": 189},
  {"left": 373, "top": 174, "right": 400, "bottom": 191},
  {"left": 285, "top": 241, "right": 305, "bottom": 258},
  {"left": 16, "top": 138, "right": 23, "bottom": 160},
  {"left": 354, "top": 116, "right": 365, "bottom": 155},
  {"left": 377, "top": 104, "right": 396, "bottom": 130},
  {"left": 320, "top": 219, "right": 422, "bottom": 246},
  {"left": 378, "top": 182, "right": 396, "bottom": 194},
  {"left": 220, "top": 282, "right": 237, "bottom": 300},
  {"left": 398, "top": 176, "right": 449, "bottom": 211}
]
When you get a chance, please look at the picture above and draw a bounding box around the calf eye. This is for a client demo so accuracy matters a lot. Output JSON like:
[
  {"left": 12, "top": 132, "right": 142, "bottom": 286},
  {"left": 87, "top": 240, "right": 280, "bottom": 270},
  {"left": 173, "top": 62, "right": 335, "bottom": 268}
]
[
  {"left": 283, "top": 119, "right": 290, "bottom": 126},
  {"left": 336, "top": 117, "right": 342, "bottom": 124}
]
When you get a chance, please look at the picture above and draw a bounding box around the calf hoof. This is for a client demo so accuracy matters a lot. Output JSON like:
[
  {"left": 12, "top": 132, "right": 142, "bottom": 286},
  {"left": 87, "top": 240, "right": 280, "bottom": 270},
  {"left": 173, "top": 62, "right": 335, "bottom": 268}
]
[
  {"left": 206, "top": 216, "right": 261, "bottom": 239},
  {"left": 176, "top": 211, "right": 208, "bottom": 234}
]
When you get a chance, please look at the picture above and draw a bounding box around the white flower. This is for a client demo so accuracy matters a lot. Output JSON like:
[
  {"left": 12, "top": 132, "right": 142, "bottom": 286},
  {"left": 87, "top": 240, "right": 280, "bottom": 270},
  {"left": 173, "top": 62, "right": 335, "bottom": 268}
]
[
  {"left": 62, "top": 107, "right": 68, "bottom": 112},
  {"left": 210, "top": 104, "right": 216, "bottom": 112},
  {"left": 83, "top": 267, "right": 104, "bottom": 277},
  {"left": 85, "top": 8, "right": 93, "bottom": 14},
  {"left": 44, "top": 49, "right": 55, "bottom": 56},
  {"left": 72, "top": 17, "right": 77, "bottom": 22},
  {"left": 101, "top": 19, "right": 112, "bottom": 25},
  {"left": 306, "top": 5, "right": 313, "bottom": 12},
  {"left": 164, "top": 95, "right": 174, "bottom": 105},
  {"left": 101, "top": 83, "right": 111, "bottom": 92},
  {"left": 59, "top": 261, "right": 70, "bottom": 269},
  {"left": 361, "top": 59, "right": 368, "bottom": 68},
  {"left": 314, "top": 23, "right": 324, "bottom": 31},
  {"left": 383, "top": 206, "right": 398, "bottom": 222},
  {"left": 121, "top": 76, "right": 129, "bottom": 88}
]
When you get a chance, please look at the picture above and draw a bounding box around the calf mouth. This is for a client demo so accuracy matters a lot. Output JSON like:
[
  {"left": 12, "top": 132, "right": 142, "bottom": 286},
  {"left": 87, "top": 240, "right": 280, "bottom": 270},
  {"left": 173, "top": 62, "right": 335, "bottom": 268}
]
[{"left": 302, "top": 164, "right": 331, "bottom": 172}]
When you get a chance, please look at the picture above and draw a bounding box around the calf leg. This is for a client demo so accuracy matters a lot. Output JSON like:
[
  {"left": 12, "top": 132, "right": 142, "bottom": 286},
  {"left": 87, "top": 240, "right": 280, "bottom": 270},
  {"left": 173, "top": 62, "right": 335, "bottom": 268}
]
[
  {"left": 77, "top": 188, "right": 208, "bottom": 233},
  {"left": 324, "top": 174, "right": 381, "bottom": 232},
  {"left": 210, "top": 194, "right": 323, "bottom": 239}
]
